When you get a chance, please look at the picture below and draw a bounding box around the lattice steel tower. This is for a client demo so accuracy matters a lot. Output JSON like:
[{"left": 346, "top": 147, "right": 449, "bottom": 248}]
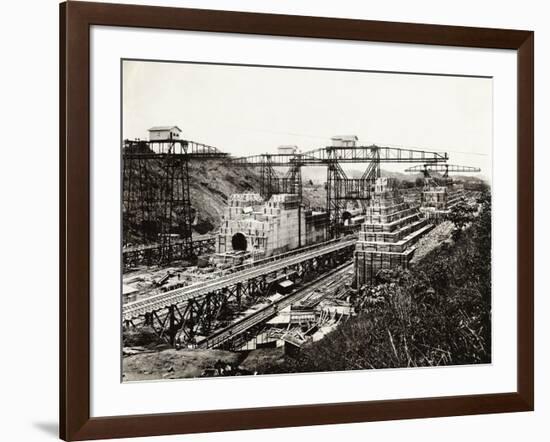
[{"left": 122, "top": 138, "right": 193, "bottom": 264}]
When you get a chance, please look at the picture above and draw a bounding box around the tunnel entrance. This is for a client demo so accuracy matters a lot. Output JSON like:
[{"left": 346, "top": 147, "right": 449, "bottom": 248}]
[
  {"left": 342, "top": 211, "right": 352, "bottom": 225},
  {"left": 231, "top": 233, "right": 248, "bottom": 251}
]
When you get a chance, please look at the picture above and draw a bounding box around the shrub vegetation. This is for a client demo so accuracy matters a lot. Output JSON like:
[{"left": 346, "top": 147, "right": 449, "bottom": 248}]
[{"left": 262, "top": 190, "right": 492, "bottom": 374}]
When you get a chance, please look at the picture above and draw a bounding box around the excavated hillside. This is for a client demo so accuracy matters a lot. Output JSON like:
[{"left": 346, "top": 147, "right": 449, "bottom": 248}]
[
  {"left": 123, "top": 155, "right": 429, "bottom": 245},
  {"left": 124, "top": 157, "right": 327, "bottom": 244},
  {"left": 187, "top": 160, "right": 328, "bottom": 232},
  {"left": 188, "top": 159, "right": 263, "bottom": 233}
]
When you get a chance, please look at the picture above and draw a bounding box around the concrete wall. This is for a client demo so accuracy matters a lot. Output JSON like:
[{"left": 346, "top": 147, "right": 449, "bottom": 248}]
[
  {"left": 355, "top": 178, "right": 433, "bottom": 287},
  {"left": 420, "top": 184, "right": 467, "bottom": 219},
  {"left": 216, "top": 193, "right": 307, "bottom": 257},
  {"left": 305, "top": 210, "right": 328, "bottom": 245}
]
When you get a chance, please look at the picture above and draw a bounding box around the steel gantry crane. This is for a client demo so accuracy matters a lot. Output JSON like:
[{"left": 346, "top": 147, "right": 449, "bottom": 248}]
[
  {"left": 232, "top": 144, "right": 449, "bottom": 238},
  {"left": 404, "top": 164, "right": 481, "bottom": 187},
  {"left": 122, "top": 137, "right": 227, "bottom": 267}
]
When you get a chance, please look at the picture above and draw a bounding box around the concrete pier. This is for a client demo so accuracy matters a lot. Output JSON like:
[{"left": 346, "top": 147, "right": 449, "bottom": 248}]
[
  {"left": 216, "top": 193, "right": 309, "bottom": 259},
  {"left": 354, "top": 178, "right": 433, "bottom": 287}
]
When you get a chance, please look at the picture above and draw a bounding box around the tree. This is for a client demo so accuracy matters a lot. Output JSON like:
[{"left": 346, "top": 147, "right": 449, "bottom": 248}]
[
  {"left": 261, "top": 188, "right": 492, "bottom": 374},
  {"left": 448, "top": 199, "right": 476, "bottom": 240}
]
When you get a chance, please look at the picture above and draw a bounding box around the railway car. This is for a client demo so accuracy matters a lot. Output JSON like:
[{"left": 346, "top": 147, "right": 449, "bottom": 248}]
[
  {"left": 342, "top": 208, "right": 363, "bottom": 225},
  {"left": 349, "top": 215, "right": 366, "bottom": 226},
  {"left": 276, "top": 279, "right": 294, "bottom": 295}
]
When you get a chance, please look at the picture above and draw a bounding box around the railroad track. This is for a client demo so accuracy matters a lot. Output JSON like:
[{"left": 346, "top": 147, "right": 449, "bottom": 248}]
[
  {"left": 196, "top": 262, "right": 354, "bottom": 349},
  {"left": 122, "top": 234, "right": 215, "bottom": 254},
  {"left": 122, "top": 237, "right": 356, "bottom": 320}
]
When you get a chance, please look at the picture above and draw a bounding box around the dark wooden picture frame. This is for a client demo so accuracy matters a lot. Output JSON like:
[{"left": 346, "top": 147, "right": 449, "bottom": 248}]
[{"left": 60, "top": 1, "right": 534, "bottom": 440}]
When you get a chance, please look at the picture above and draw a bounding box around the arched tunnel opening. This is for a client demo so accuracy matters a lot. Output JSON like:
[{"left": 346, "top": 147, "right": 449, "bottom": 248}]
[
  {"left": 342, "top": 211, "right": 352, "bottom": 225},
  {"left": 231, "top": 232, "right": 248, "bottom": 251}
]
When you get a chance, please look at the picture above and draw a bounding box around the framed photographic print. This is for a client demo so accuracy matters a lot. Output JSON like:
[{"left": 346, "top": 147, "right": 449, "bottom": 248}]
[{"left": 60, "top": 1, "right": 534, "bottom": 440}]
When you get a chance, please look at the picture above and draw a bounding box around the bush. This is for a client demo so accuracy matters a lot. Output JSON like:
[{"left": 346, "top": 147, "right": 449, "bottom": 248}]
[
  {"left": 448, "top": 199, "right": 477, "bottom": 240},
  {"left": 262, "top": 189, "right": 492, "bottom": 373},
  {"left": 193, "top": 219, "right": 214, "bottom": 234},
  {"left": 123, "top": 326, "right": 160, "bottom": 347}
]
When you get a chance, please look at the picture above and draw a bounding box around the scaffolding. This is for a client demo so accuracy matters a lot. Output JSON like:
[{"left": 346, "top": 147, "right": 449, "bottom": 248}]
[
  {"left": 122, "top": 139, "right": 193, "bottom": 263},
  {"left": 233, "top": 144, "right": 447, "bottom": 239}
]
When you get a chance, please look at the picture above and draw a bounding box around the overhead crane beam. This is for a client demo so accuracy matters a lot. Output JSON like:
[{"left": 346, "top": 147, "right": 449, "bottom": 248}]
[
  {"left": 307, "top": 145, "right": 448, "bottom": 164},
  {"left": 405, "top": 164, "right": 481, "bottom": 177},
  {"left": 405, "top": 164, "right": 481, "bottom": 190},
  {"left": 123, "top": 139, "right": 228, "bottom": 159},
  {"left": 231, "top": 145, "right": 448, "bottom": 238},
  {"left": 232, "top": 145, "right": 448, "bottom": 167},
  {"left": 231, "top": 153, "right": 304, "bottom": 167},
  {"left": 405, "top": 163, "right": 481, "bottom": 183}
]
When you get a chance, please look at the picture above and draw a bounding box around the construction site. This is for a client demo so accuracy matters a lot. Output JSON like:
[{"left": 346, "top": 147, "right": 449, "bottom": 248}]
[{"left": 121, "top": 126, "right": 486, "bottom": 380}]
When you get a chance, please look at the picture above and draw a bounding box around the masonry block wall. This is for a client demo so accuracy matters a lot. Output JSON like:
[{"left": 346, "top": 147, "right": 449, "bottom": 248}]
[
  {"left": 304, "top": 210, "right": 328, "bottom": 245},
  {"left": 354, "top": 177, "right": 433, "bottom": 287},
  {"left": 217, "top": 193, "right": 307, "bottom": 258},
  {"left": 420, "top": 183, "right": 466, "bottom": 220}
]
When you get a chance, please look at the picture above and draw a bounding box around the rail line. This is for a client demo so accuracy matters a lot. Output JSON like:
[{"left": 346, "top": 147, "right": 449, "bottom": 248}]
[
  {"left": 196, "top": 262, "right": 354, "bottom": 349},
  {"left": 122, "top": 237, "right": 356, "bottom": 321},
  {"left": 122, "top": 234, "right": 216, "bottom": 254}
]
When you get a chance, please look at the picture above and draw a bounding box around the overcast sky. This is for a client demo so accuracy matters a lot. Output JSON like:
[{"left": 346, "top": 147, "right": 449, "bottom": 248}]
[{"left": 123, "top": 60, "right": 492, "bottom": 181}]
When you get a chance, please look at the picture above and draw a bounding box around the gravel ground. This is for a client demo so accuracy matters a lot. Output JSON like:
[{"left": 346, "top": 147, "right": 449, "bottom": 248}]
[
  {"left": 410, "top": 221, "right": 454, "bottom": 265},
  {"left": 122, "top": 348, "right": 241, "bottom": 381}
]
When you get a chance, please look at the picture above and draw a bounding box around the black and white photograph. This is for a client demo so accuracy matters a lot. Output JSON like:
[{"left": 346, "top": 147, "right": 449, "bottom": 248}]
[
  {"left": 2, "top": 0, "right": 544, "bottom": 440},
  {"left": 121, "top": 59, "right": 492, "bottom": 382}
]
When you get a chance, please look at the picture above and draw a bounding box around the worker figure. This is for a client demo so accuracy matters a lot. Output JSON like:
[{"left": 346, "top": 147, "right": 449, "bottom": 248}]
[
  {"left": 214, "top": 359, "right": 224, "bottom": 375},
  {"left": 224, "top": 364, "right": 232, "bottom": 375}
]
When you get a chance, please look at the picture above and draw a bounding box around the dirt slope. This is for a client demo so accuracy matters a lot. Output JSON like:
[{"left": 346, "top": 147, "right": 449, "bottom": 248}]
[
  {"left": 125, "top": 156, "right": 326, "bottom": 242},
  {"left": 123, "top": 348, "right": 240, "bottom": 381},
  {"left": 188, "top": 159, "right": 262, "bottom": 233}
]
